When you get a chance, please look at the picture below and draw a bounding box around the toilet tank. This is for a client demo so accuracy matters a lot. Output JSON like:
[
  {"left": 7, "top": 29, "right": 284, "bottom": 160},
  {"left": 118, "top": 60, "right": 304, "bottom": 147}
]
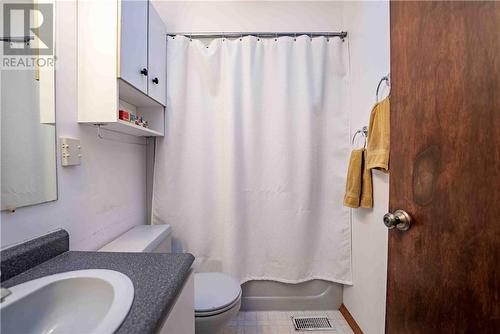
[{"left": 99, "top": 225, "right": 172, "bottom": 253}]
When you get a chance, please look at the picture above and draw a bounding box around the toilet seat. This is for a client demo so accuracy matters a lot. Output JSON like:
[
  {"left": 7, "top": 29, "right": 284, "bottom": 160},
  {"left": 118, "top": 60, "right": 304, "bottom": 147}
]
[
  {"left": 195, "top": 293, "right": 241, "bottom": 317},
  {"left": 194, "top": 272, "right": 241, "bottom": 317}
]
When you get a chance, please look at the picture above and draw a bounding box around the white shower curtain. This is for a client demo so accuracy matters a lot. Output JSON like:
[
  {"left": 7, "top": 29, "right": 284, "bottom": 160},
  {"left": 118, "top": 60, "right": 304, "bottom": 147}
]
[{"left": 153, "top": 35, "right": 352, "bottom": 284}]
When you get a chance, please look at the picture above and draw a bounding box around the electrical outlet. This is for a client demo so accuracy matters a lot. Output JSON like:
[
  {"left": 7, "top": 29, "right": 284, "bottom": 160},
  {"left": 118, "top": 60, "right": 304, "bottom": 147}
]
[{"left": 60, "top": 138, "right": 81, "bottom": 166}]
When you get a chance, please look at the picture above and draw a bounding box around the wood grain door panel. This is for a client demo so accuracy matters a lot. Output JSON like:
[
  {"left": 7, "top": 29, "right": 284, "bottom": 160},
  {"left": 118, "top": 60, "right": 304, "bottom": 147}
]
[{"left": 388, "top": 1, "right": 500, "bottom": 333}]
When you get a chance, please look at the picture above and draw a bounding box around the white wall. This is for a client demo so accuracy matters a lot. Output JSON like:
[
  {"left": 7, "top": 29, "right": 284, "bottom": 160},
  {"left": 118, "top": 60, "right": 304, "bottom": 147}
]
[
  {"left": 342, "top": 2, "right": 390, "bottom": 334},
  {"left": 152, "top": 1, "right": 344, "bottom": 32},
  {"left": 0, "top": 0, "right": 147, "bottom": 250},
  {"left": 154, "top": 1, "right": 390, "bottom": 333}
]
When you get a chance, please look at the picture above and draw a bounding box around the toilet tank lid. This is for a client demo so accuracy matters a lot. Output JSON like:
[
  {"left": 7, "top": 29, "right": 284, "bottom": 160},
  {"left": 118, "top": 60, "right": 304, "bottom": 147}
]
[{"left": 99, "top": 224, "right": 171, "bottom": 252}]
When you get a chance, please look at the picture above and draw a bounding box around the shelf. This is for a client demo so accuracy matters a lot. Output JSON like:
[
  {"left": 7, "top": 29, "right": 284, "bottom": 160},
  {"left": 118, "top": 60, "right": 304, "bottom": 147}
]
[
  {"left": 101, "top": 120, "right": 163, "bottom": 137},
  {"left": 118, "top": 79, "right": 165, "bottom": 108}
]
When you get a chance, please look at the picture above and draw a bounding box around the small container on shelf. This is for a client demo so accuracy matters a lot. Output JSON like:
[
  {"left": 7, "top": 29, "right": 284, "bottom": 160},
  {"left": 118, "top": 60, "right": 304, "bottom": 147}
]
[
  {"left": 137, "top": 116, "right": 144, "bottom": 127},
  {"left": 118, "top": 108, "right": 152, "bottom": 130},
  {"left": 119, "top": 110, "right": 130, "bottom": 122}
]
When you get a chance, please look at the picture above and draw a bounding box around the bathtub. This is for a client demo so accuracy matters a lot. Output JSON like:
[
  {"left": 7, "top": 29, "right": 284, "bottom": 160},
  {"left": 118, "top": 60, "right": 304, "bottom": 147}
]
[{"left": 240, "top": 279, "right": 343, "bottom": 311}]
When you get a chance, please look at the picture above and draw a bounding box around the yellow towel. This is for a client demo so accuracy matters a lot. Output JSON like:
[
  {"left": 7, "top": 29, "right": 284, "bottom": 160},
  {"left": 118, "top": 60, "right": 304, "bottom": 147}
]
[
  {"left": 344, "top": 149, "right": 373, "bottom": 208},
  {"left": 360, "top": 149, "right": 373, "bottom": 208},
  {"left": 366, "top": 96, "right": 390, "bottom": 171},
  {"left": 344, "top": 149, "right": 363, "bottom": 208}
]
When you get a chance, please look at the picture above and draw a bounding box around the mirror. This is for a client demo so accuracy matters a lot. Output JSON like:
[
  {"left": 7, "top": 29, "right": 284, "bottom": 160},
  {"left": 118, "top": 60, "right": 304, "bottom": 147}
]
[{"left": 1, "top": 0, "right": 57, "bottom": 210}]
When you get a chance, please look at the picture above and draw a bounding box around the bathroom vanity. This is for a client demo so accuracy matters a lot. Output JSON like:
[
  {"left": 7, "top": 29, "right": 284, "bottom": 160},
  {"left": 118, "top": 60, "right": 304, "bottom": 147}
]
[{"left": 0, "top": 230, "right": 195, "bottom": 334}]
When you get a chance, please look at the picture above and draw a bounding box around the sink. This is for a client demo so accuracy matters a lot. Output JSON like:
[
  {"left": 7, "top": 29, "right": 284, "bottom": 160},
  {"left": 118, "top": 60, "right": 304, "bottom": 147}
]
[{"left": 1, "top": 269, "right": 134, "bottom": 334}]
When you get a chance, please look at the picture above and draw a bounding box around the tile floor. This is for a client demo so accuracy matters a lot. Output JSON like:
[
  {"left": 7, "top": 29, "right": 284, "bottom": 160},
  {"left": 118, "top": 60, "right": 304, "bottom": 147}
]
[{"left": 223, "top": 310, "right": 354, "bottom": 334}]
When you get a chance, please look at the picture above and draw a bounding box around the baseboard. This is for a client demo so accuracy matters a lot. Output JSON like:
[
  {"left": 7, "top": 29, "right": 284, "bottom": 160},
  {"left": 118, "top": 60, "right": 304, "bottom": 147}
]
[{"left": 339, "top": 304, "right": 364, "bottom": 334}]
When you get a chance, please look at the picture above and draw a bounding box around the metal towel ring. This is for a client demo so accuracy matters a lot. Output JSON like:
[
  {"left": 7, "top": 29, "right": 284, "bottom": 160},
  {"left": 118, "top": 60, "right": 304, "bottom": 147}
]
[
  {"left": 376, "top": 75, "right": 390, "bottom": 101},
  {"left": 352, "top": 126, "right": 368, "bottom": 148}
]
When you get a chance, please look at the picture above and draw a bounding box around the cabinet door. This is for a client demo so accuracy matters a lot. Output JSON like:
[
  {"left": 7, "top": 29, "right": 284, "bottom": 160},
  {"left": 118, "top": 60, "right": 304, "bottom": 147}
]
[
  {"left": 159, "top": 272, "right": 194, "bottom": 334},
  {"left": 147, "top": 3, "right": 167, "bottom": 105},
  {"left": 119, "top": 0, "right": 148, "bottom": 94}
]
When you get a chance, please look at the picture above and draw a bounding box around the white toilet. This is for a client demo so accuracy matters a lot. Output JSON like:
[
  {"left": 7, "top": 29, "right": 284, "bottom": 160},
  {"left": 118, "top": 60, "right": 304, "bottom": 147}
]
[
  {"left": 194, "top": 272, "right": 241, "bottom": 333},
  {"left": 99, "top": 225, "right": 241, "bottom": 334}
]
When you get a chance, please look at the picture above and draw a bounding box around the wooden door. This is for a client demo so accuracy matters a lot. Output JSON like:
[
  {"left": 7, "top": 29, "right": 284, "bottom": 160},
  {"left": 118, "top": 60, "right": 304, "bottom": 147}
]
[
  {"left": 387, "top": 2, "right": 499, "bottom": 333},
  {"left": 148, "top": 2, "right": 167, "bottom": 105},
  {"left": 119, "top": 0, "right": 148, "bottom": 94}
]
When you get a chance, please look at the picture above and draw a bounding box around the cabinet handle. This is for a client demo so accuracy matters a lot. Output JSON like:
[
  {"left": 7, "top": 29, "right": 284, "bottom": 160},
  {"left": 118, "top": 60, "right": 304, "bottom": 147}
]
[
  {"left": 140, "top": 68, "right": 148, "bottom": 76},
  {"left": 152, "top": 77, "right": 159, "bottom": 84}
]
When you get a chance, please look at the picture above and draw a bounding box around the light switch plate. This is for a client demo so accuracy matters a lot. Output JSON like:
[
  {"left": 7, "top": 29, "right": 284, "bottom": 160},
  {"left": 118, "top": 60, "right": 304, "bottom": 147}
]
[{"left": 60, "top": 138, "right": 81, "bottom": 166}]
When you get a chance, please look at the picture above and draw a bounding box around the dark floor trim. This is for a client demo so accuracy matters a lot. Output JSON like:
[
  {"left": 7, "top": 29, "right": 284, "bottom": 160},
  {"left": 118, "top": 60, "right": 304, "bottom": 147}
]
[{"left": 340, "top": 304, "right": 364, "bottom": 334}]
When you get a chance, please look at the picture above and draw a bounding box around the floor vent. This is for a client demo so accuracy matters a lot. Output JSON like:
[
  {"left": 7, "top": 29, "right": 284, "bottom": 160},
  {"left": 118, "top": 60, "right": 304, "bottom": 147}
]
[{"left": 291, "top": 316, "right": 333, "bottom": 331}]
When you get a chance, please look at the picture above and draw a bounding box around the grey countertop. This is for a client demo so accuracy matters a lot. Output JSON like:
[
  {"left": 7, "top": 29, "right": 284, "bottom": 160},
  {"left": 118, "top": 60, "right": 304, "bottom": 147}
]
[{"left": 3, "top": 251, "right": 194, "bottom": 334}]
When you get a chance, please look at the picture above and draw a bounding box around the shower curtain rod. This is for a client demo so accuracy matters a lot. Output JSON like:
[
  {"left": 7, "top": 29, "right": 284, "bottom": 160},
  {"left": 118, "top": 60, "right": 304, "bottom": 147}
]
[{"left": 167, "top": 31, "right": 348, "bottom": 40}]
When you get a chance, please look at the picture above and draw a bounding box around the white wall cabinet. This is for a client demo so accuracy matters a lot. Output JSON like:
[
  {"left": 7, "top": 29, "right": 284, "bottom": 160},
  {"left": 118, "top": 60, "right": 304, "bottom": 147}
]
[
  {"left": 119, "top": 0, "right": 149, "bottom": 94},
  {"left": 78, "top": 0, "right": 166, "bottom": 136},
  {"left": 148, "top": 2, "right": 167, "bottom": 106}
]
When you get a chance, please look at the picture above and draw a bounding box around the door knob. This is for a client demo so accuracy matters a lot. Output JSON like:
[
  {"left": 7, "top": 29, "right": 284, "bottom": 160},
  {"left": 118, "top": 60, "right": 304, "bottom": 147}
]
[
  {"left": 152, "top": 77, "right": 159, "bottom": 84},
  {"left": 140, "top": 68, "right": 148, "bottom": 76},
  {"left": 383, "top": 209, "right": 411, "bottom": 231}
]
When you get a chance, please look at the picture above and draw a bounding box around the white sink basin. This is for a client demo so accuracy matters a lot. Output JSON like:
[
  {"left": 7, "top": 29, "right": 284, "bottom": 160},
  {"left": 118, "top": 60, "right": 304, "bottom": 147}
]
[{"left": 1, "top": 269, "right": 134, "bottom": 334}]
